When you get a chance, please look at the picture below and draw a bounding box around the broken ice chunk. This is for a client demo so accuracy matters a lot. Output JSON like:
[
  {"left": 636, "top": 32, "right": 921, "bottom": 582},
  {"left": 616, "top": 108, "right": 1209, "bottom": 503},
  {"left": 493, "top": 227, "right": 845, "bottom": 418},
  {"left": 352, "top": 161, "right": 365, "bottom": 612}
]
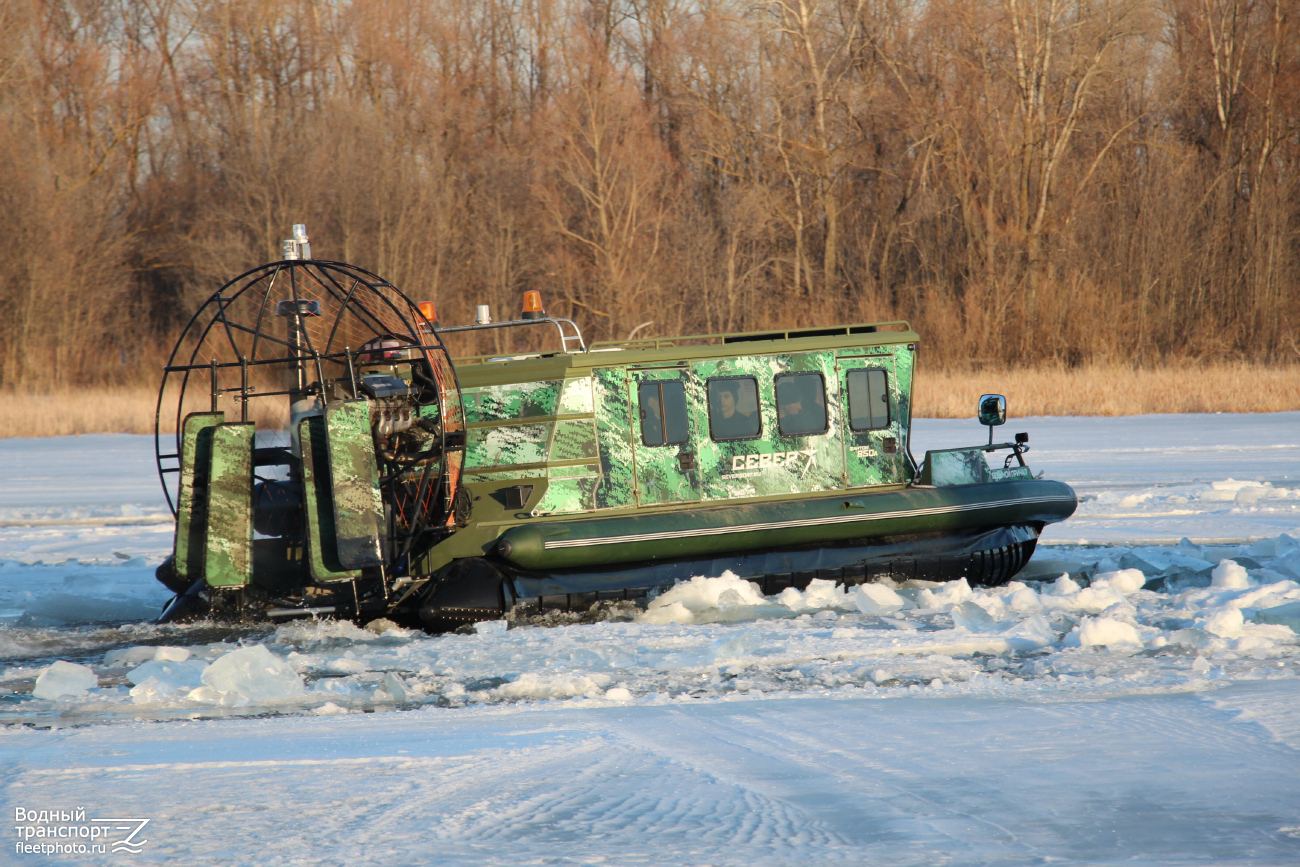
[
  {"left": 129, "top": 676, "right": 177, "bottom": 705},
  {"left": 32, "top": 660, "right": 98, "bottom": 700},
  {"left": 201, "top": 645, "right": 306, "bottom": 702},
  {"left": 1093, "top": 568, "right": 1146, "bottom": 595},
  {"left": 951, "top": 600, "right": 999, "bottom": 632},
  {"left": 103, "top": 646, "right": 160, "bottom": 668},
  {"left": 851, "top": 583, "right": 907, "bottom": 615},
  {"left": 127, "top": 659, "right": 207, "bottom": 690},
  {"left": 1199, "top": 607, "right": 1245, "bottom": 638},
  {"left": 1076, "top": 617, "right": 1141, "bottom": 647},
  {"left": 1211, "top": 560, "right": 1252, "bottom": 590},
  {"left": 917, "top": 579, "right": 973, "bottom": 610},
  {"left": 1255, "top": 600, "right": 1300, "bottom": 633},
  {"left": 381, "top": 672, "right": 408, "bottom": 703}
]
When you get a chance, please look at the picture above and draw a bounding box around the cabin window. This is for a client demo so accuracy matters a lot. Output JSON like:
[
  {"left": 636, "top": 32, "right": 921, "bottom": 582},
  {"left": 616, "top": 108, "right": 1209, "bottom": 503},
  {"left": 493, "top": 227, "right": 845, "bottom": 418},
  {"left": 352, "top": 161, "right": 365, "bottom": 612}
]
[
  {"left": 707, "top": 376, "right": 762, "bottom": 440},
  {"left": 637, "top": 380, "right": 689, "bottom": 446},
  {"left": 775, "top": 372, "right": 828, "bottom": 436},
  {"left": 847, "top": 368, "right": 891, "bottom": 430}
]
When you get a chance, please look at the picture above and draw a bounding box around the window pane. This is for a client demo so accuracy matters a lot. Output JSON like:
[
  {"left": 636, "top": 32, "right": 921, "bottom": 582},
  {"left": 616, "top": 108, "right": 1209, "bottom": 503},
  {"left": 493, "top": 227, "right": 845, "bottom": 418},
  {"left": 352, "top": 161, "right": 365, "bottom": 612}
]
[
  {"left": 661, "top": 380, "right": 689, "bottom": 445},
  {"left": 848, "top": 369, "right": 890, "bottom": 430},
  {"left": 638, "top": 380, "right": 689, "bottom": 446},
  {"left": 638, "top": 382, "right": 666, "bottom": 446},
  {"left": 708, "top": 377, "right": 761, "bottom": 440},
  {"left": 776, "top": 373, "right": 828, "bottom": 436}
]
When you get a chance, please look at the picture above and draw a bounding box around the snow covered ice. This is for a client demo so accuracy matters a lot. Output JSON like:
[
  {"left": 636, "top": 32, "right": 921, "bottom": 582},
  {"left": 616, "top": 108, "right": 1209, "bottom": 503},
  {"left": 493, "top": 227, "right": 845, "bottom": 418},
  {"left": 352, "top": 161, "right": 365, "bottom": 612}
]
[{"left": 3, "top": 417, "right": 1300, "bottom": 865}]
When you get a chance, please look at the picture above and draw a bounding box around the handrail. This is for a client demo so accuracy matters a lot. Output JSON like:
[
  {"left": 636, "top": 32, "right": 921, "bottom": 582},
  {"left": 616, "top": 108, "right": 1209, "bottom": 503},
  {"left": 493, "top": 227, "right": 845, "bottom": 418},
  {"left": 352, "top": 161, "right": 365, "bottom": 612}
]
[
  {"left": 433, "top": 316, "right": 587, "bottom": 353},
  {"left": 587, "top": 320, "right": 913, "bottom": 352}
]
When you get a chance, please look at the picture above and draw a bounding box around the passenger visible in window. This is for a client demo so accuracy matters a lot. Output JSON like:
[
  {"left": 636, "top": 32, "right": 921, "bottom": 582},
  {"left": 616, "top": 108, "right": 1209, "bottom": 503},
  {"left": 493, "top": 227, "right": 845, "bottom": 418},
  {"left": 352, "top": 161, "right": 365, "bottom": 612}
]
[
  {"left": 640, "top": 389, "right": 665, "bottom": 445},
  {"left": 638, "top": 380, "right": 688, "bottom": 446},
  {"left": 776, "top": 373, "right": 828, "bottom": 436},
  {"left": 709, "top": 378, "right": 760, "bottom": 440}
]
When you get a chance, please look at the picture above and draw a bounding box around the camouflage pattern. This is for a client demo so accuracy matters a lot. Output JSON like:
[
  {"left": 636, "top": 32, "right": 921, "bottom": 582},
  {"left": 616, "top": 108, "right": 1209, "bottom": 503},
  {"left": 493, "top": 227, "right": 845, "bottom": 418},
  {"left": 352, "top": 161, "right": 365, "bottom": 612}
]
[
  {"left": 532, "top": 406, "right": 601, "bottom": 513},
  {"left": 925, "top": 448, "right": 992, "bottom": 486},
  {"left": 455, "top": 374, "right": 604, "bottom": 515},
  {"left": 894, "top": 343, "right": 915, "bottom": 467},
  {"left": 464, "top": 422, "right": 554, "bottom": 469},
  {"left": 203, "top": 422, "right": 255, "bottom": 588},
  {"left": 627, "top": 367, "right": 702, "bottom": 505},
  {"left": 688, "top": 352, "right": 848, "bottom": 501},
  {"left": 921, "top": 447, "right": 1034, "bottom": 486},
  {"left": 299, "top": 416, "right": 363, "bottom": 582},
  {"left": 837, "top": 350, "right": 906, "bottom": 488},
  {"left": 591, "top": 367, "right": 637, "bottom": 510},
  {"left": 513, "top": 348, "right": 919, "bottom": 515},
  {"left": 558, "top": 376, "right": 595, "bottom": 414},
  {"left": 462, "top": 380, "right": 563, "bottom": 423},
  {"left": 325, "top": 400, "right": 385, "bottom": 569},
  {"left": 535, "top": 476, "right": 601, "bottom": 513},
  {"left": 175, "top": 411, "right": 224, "bottom": 584}
]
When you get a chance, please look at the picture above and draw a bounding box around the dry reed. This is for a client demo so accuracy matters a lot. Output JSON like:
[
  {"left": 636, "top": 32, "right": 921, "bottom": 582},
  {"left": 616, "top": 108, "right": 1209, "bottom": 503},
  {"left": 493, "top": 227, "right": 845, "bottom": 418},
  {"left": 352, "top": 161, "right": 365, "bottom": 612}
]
[
  {"left": 0, "top": 390, "right": 168, "bottom": 438},
  {"left": 2, "top": 364, "right": 1297, "bottom": 438},
  {"left": 913, "top": 364, "right": 1300, "bottom": 418}
]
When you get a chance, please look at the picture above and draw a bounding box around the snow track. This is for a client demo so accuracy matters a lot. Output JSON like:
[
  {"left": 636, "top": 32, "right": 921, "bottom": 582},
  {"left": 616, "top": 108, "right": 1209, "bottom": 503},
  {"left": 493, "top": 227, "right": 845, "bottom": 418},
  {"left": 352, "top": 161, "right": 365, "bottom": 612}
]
[
  {"left": 5, "top": 692, "right": 1300, "bottom": 865},
  {"left": 3, "top": 417, "right": 1300, "bottom": 864}
]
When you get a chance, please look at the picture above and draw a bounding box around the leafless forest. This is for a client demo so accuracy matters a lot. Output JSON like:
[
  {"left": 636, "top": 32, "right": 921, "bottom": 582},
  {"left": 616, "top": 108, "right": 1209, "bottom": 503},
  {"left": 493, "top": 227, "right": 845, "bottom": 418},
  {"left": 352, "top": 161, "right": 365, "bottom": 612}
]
[{"left": 1, "top": 0, "right": 1297, "bottom": 392}]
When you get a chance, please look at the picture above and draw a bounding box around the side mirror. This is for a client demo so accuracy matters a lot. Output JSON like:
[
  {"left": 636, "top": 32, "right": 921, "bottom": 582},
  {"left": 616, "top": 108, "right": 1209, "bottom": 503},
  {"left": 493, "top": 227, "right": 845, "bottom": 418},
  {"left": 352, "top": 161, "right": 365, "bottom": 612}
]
[
  {"left": 979, "top": 394, "right": 1006, "bottom": 446},
  {"left": 978, "top": 394, "right": 1006, "bottom": 427}
]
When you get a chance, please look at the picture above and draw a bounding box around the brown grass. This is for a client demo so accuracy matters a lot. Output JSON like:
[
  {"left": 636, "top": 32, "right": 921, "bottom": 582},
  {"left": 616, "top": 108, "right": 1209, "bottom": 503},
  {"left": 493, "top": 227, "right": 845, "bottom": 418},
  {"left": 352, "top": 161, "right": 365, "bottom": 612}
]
[
  {"left": 0, "top": 389, "right": 168, "bottom": 438},
  {"left": 913, "top": 363, "right": 1300, "bottom": 418},
  {"left": 1, "top": 363, "right": 1298, "bottom": 437}
]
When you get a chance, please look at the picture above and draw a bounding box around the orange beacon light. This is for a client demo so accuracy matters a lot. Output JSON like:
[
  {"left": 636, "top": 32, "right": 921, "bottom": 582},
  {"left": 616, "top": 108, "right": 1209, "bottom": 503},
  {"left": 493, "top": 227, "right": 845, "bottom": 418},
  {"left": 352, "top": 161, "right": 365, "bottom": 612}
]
[{"left": 521, "top": 291, "right": 545, "bottom": 320}]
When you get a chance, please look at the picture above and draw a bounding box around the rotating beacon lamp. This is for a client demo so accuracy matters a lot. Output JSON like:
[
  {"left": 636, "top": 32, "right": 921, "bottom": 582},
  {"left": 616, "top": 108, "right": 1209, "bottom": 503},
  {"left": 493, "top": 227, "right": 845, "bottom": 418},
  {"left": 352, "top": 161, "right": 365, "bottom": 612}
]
[{"left": 521, "top": 291, "right": 545, "bottom": 320}]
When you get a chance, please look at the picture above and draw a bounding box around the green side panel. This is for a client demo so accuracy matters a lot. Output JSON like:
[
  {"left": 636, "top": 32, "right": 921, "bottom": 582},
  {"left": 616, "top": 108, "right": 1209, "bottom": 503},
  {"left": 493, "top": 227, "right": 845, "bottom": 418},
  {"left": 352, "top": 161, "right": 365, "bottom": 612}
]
[
  {"left": 534, "top": 475, "right": 600, "bottom": 514},
  {"left": 691, "top": 352, "right": 846, "bottom": 501},
  {"left": 461, "top": 380, "right": 562, "bottom": 423},
  {"left": 325, "top": 399, "right": 384, "bottom": 570},
  {"left": 299, "top": 417, "right": 363, "bottom": 582},
  {"left": 499, "top": 478, "right": 1078, "bottom": 571},
  {"left": 464, "top": 422, "right": 555, "bottom": 469},
  {"left": 628, "top": 369, "right": 703, "bottom": 506},
  {"left": 838, "top": 352, "right": 905, "bottom": 488},
  {"left": 894, "top": 344, "right": 915, "bottom": 473},
  {"left": 174, "top": 412, "right": 224, "bottom": 584},
  {"left": 920, "top": 449, "right": 1032, "bottom": 485},
  {"left": 462, "top": 468, "right": 549, "bottom": 483},
  {"left": 550, "top": 462, "right": 601, "bottom": 478},
  {"left": 593, "top": 368, "right": 636, "bottom": 509},
  {"left": 549, "top": 418, "right": 599, "bottom": 462},
  {"left": 558, "top": 376, "right": 595, "bottom": 414},
  {"left": 203, "top": 422, "right": 255, "bottom": 588},
  {"left": 924, "top": 449, "right": 991, "bottom": 486}
]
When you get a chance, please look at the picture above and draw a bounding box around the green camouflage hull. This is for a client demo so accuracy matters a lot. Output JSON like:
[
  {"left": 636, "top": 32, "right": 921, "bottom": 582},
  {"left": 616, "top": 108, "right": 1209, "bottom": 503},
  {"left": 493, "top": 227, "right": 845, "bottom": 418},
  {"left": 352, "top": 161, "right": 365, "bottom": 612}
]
[
  {"left": 495, "top": 479, "right": 1075, "bottom": 572},
  {"left": 505, "top": 522, "right": 1045, "bottom": 611}
]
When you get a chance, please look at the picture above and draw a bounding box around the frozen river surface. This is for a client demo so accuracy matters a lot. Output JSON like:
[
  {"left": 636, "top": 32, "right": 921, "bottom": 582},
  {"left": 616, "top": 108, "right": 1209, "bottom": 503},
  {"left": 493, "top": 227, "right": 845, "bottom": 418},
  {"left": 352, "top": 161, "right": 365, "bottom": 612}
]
[{"left": 2, "top": 415, "right": 1299, "bottom": 865}]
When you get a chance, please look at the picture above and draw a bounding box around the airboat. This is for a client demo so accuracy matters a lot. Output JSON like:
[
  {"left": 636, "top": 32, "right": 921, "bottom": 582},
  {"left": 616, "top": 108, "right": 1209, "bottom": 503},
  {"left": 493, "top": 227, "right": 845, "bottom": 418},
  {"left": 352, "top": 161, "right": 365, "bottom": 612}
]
[{"left": 153, "top": 226, "right": 1076, "bottom": 629}]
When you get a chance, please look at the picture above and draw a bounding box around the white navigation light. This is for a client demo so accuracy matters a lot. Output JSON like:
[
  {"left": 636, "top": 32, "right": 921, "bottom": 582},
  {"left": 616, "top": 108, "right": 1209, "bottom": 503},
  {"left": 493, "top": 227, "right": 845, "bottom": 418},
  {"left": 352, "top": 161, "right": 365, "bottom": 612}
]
[
  {"left": 475, "top": 304, "right": 492, "bottom": 325},
  {"left": 292, "top": 224, "right": 312, "bottom": 259}
]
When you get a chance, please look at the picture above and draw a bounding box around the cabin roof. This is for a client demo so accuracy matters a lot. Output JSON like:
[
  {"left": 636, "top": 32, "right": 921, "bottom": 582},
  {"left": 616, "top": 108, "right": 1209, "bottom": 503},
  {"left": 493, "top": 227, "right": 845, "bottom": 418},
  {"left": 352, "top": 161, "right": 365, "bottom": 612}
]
[{"left": 451, "top": 321, "right": 919, "bottom": 388}]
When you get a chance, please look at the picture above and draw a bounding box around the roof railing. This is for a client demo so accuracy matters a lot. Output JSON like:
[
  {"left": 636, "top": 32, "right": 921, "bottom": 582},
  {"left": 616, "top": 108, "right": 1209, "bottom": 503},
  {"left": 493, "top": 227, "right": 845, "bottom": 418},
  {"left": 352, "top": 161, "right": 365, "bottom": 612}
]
[{"left": 587, "top": 320, "right": 912, "bottom": 352}]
